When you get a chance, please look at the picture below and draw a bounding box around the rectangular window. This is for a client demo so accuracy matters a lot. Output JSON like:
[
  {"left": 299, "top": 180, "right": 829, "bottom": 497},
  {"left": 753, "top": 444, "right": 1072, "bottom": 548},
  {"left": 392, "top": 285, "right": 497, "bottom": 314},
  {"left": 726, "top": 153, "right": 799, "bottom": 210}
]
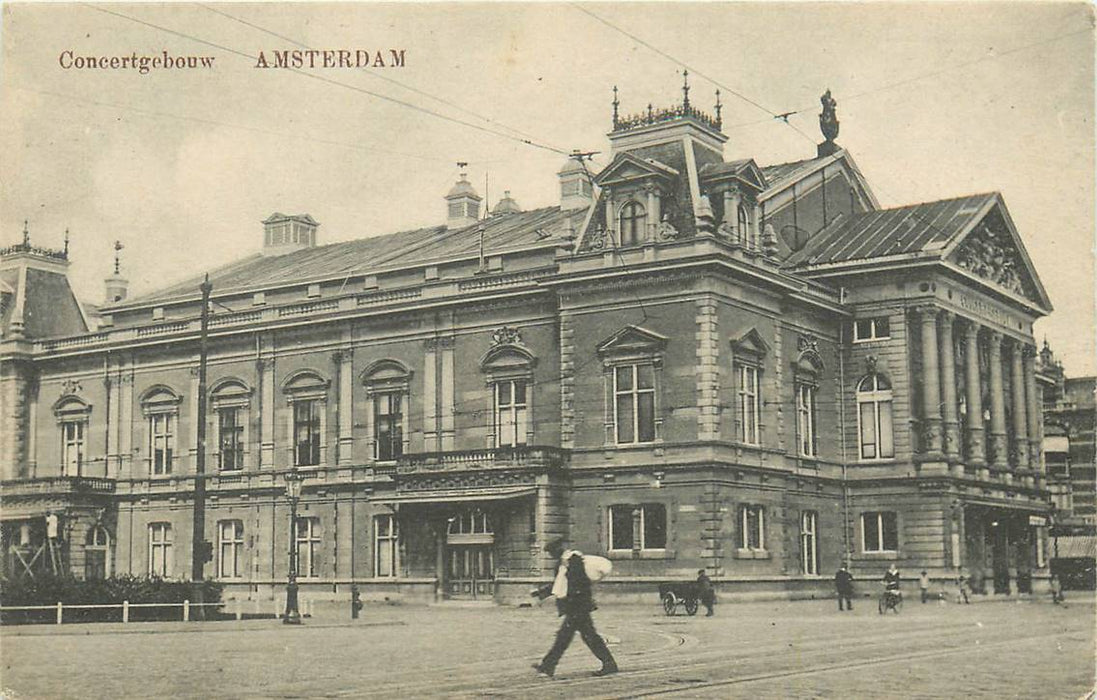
[
  {"left": 797, "top": 384, "right": 817, "bottom": 457},
  {"left": 373, "top": 393, "right": 403, "bottom": 461},
  {"left": 296, "top": 516, "right": 321, "bottom": 578},
  {"left": 150, "top": 414, "right": 175, "bottom": 475},
  {"left": 218, "top": 520, "right": 244, "bottom": 579},
  {"left": 737, "top": 365, "right": 761, "bottom": 445},
  {"left": 218, "top": 408, "right": 245, "bottom": 471},
  {"left": 800, "top": 511, "right": 819, "bottom": 575},
  {"left": 739, "top": 504, "right": 766, "bottom": 550},
  {"left": 862, "top": 511, "right": 899, "bottom": 552},
  {"left": 293, "top": 400, "right": 321, "bottom": 467},
  {"left": 853, "top": 317, "right": 891, "bottom": 342},
  {"left": 859, "top": 399, "right": 895, "bottom": 459},
  {"left": 61, "top": 420, "right": 85, "bottom": 476},
  {"left": 608, "top": 503, "right": 667, "bottom": 550},
  {"left": 494, "top": 380, "right": 528, "bottom": 448},
  {"left": 374, "top": 515, "right": 398, "bottom": 577},
  {"left": 148, "top": 522, "right": 173, "bottom": 577},
  {"left": 614, "top": 364, "right": 655, "bottom": 444}
]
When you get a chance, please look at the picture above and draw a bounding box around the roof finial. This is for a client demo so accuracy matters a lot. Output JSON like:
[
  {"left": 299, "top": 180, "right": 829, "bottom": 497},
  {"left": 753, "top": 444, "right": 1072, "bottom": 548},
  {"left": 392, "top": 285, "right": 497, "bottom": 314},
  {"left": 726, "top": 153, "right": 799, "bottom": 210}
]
[
  {"left": 681, "top": 69, "right": 691, "bottom": 109},
  {"left": 22, "top": 220, "right": 29, "bottom": 246},
  {"left": 714, "top": 89, "right": 722, "bottom": 127},
  {"left": 64, "top": 228, "right": 70, "bottom": 257},
  {"left": 113, "top": 240, "right": 124, "bottom": 275},
  {"left": 819, "top": 88, "right": 839, "bottom": 143},
  {"left": 612, "top": 85, "right": 620, "bottom": 128}
]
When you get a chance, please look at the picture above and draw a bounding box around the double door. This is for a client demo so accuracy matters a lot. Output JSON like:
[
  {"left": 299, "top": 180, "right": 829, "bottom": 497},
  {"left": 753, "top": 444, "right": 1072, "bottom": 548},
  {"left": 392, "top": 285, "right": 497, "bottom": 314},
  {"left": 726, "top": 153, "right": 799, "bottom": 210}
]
[{"left": 447, "top": 544, "right": 494, "bottom": 599}]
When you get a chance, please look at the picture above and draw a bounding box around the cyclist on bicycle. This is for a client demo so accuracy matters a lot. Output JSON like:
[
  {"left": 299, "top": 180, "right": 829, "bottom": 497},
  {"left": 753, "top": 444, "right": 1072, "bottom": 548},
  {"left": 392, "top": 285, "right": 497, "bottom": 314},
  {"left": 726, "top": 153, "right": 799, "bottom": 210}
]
[{"left": 883, "top": 563, "right": 902, "bottom": 603}]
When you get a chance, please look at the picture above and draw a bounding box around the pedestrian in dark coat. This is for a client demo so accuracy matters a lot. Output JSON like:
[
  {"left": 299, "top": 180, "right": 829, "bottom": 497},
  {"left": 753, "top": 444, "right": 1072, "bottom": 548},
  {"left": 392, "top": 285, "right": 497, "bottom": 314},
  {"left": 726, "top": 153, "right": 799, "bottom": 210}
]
[
  {"left": 696, "top": 569, "right": 716, "bottom": 616},
  {"left": 835, "top": 564, "right": 855, "bottom": 611},
  {"left": 531, "top": 538, "right": 618, "bottom": 678}
]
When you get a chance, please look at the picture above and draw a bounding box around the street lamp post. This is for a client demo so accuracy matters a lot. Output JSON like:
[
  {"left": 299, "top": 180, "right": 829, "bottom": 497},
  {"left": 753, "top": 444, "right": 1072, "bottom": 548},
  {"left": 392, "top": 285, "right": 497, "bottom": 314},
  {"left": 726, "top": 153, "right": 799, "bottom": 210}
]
[{"left": 284, "top": 471, "right": 303, "bottom": 625}]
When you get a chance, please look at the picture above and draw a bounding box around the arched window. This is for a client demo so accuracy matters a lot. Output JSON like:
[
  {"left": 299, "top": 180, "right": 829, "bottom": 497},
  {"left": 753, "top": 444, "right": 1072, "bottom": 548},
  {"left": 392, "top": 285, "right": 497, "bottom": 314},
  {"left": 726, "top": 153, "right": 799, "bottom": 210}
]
[
  {"left": 480, "top": 339, "right": 537, "bottom": 449},
  {"left": 140, "top": 386, "right": 182, "bottom": 476},
  {"left": 210, "top": 379, "right": 251, "bottom": 472},
  {"left": 281, "top": 371, "right": 330, "bottom": 467},
  {"left": 618, "top": 201, "right": 647, "bottom": 246},
  {"left": 54, "top": 396, "right": 91, "bottom": 477},
  {"left": 361, "top": 360, "right": 412, "bottom": 462},
  {"left": 85, "top": 526, "right": 111, "bottom": 579},
  {"left": 857, "top": 374, "right": 894, "bottom": 459},
  {"left": 737, "top": 205, "right": 749, "bottom": 244}
]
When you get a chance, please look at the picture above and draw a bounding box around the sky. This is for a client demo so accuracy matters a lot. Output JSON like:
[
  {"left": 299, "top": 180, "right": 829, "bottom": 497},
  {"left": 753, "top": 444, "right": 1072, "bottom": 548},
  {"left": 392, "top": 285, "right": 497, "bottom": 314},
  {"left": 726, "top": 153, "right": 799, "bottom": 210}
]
[{"left": 1, "top": 2, "right": 1094, "bottom": 373}]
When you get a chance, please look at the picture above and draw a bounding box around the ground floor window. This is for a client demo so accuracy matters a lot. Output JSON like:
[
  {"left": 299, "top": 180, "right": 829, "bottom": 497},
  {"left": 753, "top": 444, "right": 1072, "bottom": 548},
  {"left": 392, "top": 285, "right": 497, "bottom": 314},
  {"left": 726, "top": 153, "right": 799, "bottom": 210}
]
[
  {"left": 374, "top": 514, "right": 398, "bottom": 577},
  {"left": 148, "top": 522, "right": 173, "bottom": 577},
  {"left": 218, "top": 520, "right": 245, "bottom": 579},
  {"left": 608, "top": 503, "right": 667, "bottom": 551},
  {"left": 85, "top": 526, "right": 110, "bottom": 580},
  {"left": 739, "top": 504, "right": 766, "bottom": 550},
  {"left": 800, "top": 511, "right": 818, "bottom": 575},
  {"left": 862, "top": 511, "right": 899, "bottom": 552},
  {"left": 295, "top": 516, "right": 321, "bottom": 578}
]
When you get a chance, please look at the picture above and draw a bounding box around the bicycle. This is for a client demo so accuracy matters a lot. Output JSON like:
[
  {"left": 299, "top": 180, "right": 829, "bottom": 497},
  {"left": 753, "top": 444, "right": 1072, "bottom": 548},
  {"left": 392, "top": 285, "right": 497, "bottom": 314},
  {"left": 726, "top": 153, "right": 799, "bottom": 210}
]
[{"left": 878, "top": 588, "right": 903, "bottom": 614}]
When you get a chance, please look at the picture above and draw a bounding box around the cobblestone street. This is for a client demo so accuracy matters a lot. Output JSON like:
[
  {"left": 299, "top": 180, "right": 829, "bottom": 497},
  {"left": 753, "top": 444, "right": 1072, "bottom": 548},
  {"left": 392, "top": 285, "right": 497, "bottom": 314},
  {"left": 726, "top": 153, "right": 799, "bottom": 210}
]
[{"left": 2, "top": 597, "right": 1093, "bottom": 698}]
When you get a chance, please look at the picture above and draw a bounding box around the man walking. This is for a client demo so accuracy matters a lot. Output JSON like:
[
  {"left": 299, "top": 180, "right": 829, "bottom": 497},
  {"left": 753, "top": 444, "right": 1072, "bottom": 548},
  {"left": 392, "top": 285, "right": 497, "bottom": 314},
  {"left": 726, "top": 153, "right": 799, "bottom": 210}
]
[
  {"left": 919, "top": 570, "right": 930, "bottom": 603},
  {"left": 532, "top": 538, "right": 618, "bottom": 678},
  {"left": 835, "top": 563, "right": 854, "bottom": 611},
  {"left": 696, "top": 569, "right": 716, "bottom": 617}
]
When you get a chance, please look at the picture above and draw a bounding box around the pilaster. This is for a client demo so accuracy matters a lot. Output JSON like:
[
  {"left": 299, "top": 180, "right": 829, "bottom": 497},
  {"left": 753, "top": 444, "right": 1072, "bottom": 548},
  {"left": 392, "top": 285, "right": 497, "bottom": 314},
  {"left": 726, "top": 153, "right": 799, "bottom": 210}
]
[
  {"left": 696, "top": 295, "right": 720, "bottom": 440},
  {"left": 1009, "top": 339, "right": 1029, "bottom": 468},
  {"left": 987, "top": 331, "right": 1008, "bottom": 470},
  {"left": 915, "top": 305, "right": 943, "bottom": 459},
  {"left": 938, "top": 310, "right": 960, "bottom": 462},
  {"left": 961, "top": 321, "right": 985, "bottom": 467}
]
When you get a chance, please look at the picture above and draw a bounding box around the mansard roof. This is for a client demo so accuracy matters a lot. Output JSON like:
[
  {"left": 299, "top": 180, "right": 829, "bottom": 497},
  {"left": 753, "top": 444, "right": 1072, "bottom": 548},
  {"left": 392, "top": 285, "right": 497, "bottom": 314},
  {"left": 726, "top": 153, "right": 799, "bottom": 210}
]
[
  {"left": 784, "top": 192, "right": 1052, "bottom": 312},
  {"left": 119, "top": 206, "right": 583, "bottom": 307}
]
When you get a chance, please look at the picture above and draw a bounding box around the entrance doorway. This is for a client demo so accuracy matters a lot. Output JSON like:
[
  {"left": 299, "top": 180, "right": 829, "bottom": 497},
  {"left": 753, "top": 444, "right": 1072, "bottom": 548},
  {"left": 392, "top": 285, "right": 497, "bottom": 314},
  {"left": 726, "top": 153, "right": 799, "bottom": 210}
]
[{"left": 445, "top": 508, "right": 495, "bottom": 599}]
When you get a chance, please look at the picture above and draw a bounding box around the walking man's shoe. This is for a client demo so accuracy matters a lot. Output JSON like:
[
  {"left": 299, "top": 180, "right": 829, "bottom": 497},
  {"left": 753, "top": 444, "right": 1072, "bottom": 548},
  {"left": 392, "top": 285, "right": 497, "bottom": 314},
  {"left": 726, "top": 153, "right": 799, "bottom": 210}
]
[
  {"left": 592, "top": 665, "right": 619, "bottom": 677},
  {"left": 532, "top": 663, "right": 554, "bottom": 678}
]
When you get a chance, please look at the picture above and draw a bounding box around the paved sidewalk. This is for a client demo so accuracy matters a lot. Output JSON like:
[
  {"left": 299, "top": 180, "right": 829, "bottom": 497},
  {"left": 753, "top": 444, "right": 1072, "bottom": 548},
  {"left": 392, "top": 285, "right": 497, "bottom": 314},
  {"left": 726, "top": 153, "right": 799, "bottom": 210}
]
[{"left": 2, "top": 598, "right": 1093, "bottom": 698}]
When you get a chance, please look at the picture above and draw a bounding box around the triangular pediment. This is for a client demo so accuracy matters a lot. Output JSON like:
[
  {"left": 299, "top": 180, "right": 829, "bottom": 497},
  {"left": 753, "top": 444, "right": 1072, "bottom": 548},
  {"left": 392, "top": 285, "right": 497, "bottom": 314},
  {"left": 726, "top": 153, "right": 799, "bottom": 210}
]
[
  {"left": 594, "top": 153, "right": 678, "bottom": 187},
  {"left": 597, "top": 325, "right": 669, "bottom": 357},
  {"left": 730, "top": 328, "right": 770, "bottom": 358},
  {"left": 944, "top": 201, "right": 1051, "bottom": 311}
]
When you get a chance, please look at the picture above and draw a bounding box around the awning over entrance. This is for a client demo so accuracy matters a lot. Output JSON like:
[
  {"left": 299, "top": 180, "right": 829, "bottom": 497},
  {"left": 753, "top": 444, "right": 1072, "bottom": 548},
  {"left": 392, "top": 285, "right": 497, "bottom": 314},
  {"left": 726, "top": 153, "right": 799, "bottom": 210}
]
[
  {"left": 1054, "top": 536, "right": 1097, "bottom": 559},
  {"left": 376, "top": 487, "right": 537, "bottom": 505}
]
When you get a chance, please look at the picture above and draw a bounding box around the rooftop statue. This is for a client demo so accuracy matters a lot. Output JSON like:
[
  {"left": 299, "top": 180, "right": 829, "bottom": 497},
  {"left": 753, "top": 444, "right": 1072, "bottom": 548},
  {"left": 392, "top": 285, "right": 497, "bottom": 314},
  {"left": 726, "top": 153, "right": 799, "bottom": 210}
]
[{"left": 819, "top": 89, "right": 839, "bottom": 143}]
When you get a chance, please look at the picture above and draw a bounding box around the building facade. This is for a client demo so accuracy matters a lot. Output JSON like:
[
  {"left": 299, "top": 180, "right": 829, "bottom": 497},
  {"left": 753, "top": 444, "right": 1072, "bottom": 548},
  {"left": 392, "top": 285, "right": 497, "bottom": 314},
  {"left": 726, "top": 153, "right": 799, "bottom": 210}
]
[{"left": 1, "top": 88, "right": 1056, "bottom": 603}]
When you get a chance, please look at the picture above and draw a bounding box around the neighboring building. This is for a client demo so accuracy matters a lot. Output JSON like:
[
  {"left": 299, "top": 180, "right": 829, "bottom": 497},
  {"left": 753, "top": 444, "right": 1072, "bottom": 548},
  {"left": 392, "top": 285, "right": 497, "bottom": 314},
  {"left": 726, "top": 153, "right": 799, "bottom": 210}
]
[
  {"left": 0, "top": 85, "right": 1057, "bottom": 603},
  {"left": 1039, "top": 344, "right": 1096, "bottom": 588}
]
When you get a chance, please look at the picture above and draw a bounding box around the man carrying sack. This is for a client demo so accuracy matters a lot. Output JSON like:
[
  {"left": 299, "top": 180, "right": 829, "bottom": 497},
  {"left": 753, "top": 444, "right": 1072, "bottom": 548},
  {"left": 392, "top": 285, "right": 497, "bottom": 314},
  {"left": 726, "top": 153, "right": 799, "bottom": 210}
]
[{"left": 531, "top": 538, "right": 618, "bottom": 678}]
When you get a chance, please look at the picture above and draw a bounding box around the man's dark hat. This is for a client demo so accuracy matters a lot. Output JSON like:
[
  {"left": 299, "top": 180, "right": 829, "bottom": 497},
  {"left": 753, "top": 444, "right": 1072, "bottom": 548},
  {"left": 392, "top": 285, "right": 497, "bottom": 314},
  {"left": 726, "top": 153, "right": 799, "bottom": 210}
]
[{"left": 544, "top": 537, "right": 566, "bottom": 553}]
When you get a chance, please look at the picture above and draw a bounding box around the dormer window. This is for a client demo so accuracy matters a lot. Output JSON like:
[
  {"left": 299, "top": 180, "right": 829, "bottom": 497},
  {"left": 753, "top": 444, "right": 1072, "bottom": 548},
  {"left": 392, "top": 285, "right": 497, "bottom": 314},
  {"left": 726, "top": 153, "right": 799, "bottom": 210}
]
[{"left": 619, "top": 201, "right": 647, "bottom": 246}]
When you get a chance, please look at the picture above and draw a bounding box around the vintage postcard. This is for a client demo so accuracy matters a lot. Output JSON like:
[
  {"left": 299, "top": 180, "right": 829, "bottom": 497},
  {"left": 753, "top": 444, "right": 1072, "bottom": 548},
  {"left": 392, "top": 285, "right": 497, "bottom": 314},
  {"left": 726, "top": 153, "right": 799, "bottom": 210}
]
[{"left": 1, "top": 2, "right": 1093, "bottom": 698}]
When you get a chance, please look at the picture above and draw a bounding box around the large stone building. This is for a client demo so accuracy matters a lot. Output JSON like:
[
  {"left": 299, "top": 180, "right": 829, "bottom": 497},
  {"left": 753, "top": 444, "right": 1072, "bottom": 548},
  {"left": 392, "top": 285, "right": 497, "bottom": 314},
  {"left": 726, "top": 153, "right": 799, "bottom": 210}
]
[{"left": 1, "top": 87, "right": 1057, "bottom": 603}]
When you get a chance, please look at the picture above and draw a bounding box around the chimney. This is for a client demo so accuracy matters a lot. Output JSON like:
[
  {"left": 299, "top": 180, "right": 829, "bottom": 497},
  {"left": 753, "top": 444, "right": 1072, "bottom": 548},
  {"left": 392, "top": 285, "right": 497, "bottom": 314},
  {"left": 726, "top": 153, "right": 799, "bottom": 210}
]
[
  {"left": 445, "top": 174, "right": 482, "bottom": 229},
  {"left": 262, "top": 213, "right": 319, "bottom": 256},
  {"left": 558, "top": 156, "right": 593, "bottom": 211},
  {"left": 104, "top": 240, "right": 128, "bottom": 303}
]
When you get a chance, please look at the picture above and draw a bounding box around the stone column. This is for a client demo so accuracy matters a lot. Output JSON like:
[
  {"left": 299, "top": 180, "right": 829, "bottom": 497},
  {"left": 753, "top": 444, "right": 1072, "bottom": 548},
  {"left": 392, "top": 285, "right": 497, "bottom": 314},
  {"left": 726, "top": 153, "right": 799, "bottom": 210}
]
[
  {"left": 645, "top": 184, "right": 657, "bottom": 241},
  {"left": 961, "top": 321, "right": 985, "bottom": 466},
  {"left": 938, "top": 311, "right": 960, "bottom": 462},
  {"left": 1024, "top": 347, "right": 1043, "bottom": 472},
  {"left": 1009, "top": 340, "right": 1029, "bottom": 469},
  {"left": 917, "top": 306, "right": 943, "bottom": 458},
  {"left": 987, "top": 331, "right": 1009, "bottom": 470}
]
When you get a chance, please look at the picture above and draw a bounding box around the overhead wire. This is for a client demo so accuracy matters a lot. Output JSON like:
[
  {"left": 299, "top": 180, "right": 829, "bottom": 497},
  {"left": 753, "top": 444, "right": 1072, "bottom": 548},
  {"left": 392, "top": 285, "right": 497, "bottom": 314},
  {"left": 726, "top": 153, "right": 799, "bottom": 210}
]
[
  {"left": 196, "top": 3, "right": 553, "bottom": 148},
  {"left": 82, "top": 3, "right": 572, "bottom": 157}
]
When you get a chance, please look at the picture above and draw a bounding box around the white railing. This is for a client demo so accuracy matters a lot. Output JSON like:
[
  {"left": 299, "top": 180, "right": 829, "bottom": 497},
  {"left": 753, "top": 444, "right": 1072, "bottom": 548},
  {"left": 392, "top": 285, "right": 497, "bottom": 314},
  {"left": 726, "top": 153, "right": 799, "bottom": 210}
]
[{"left": 0, "top": 598, "right": 315, "bottom": 624}]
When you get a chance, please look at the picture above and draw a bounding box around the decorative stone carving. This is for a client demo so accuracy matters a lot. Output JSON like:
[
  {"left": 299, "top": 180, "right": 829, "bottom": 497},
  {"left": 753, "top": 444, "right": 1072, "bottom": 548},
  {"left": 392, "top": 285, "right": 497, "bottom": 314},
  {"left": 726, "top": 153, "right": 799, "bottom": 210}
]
[
  {"left": 953, "top": 221, "right": 1035, "bottom": 299},
  {"left": 657, "top": 215, "right": 679, "bottom": 241},
  {"left": 491, "top": 326, "right": 522, "bottom": 347},
  {"left": 716, "top": 220, "right": 736, "bottom": 240},
  {"left": 797, "top": 335, "right": 819, "bottom": 354},
  {"left": 588, "top": 226, "right": 607, "bottom": 250},
  {"left": 61, "top": 379, "right": 82, "bottom": 395}
]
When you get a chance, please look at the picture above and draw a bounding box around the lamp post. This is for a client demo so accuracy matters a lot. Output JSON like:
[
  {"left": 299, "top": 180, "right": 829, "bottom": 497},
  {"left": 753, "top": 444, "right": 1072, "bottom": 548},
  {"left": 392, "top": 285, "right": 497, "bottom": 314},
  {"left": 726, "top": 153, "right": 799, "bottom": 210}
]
[{"left": 283, "top": 471, "right": 303, "bottom": 625}]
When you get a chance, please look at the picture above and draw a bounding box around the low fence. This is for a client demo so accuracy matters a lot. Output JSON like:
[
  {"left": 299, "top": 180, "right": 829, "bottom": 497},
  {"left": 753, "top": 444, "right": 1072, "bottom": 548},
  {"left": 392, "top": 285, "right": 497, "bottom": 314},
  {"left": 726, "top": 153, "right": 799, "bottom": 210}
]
[{"left": 0, "top": 598, "right": 316, "bottom": 625}]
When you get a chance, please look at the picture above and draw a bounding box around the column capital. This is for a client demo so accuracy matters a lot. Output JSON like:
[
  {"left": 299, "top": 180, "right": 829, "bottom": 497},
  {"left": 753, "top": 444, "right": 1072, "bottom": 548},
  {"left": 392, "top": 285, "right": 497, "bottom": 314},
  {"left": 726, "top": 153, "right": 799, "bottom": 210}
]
[
  {"left": 1021, "top": 342, "right": 1039, "bottom": 359},
  {"left": 959, "top": 317, "right": 982, "bottom": 340},
  {"left": 937, "top": 308, "right": 955, "bottom": 323},
  {"left": 987, "top": 329, "right": 1004, "bottom": 347},
  {"left": 912, "top": 303, "right": 938, "bottom": 319}
]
